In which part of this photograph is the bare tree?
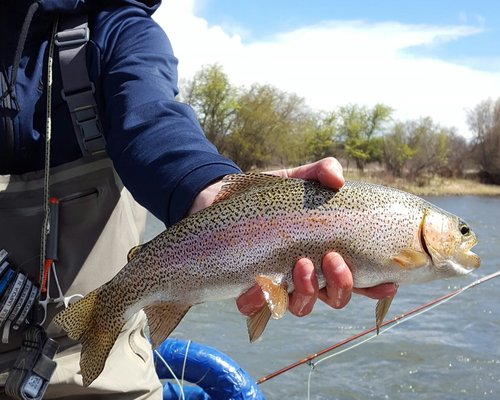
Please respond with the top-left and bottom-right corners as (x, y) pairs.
(467, 98), (500, 184)
(181, 64), (238, 153)
(406, 117), (450, 178)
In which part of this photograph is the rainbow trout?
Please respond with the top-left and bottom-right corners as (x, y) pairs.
(55, 174), (480, 386)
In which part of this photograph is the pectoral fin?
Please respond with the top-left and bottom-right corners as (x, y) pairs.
(255, 275), (288, 319)
(246, 275), (288, 342)
(391, 249), (428, 269)
(375, 295), (395, 334)
(144, 302), (191, 348)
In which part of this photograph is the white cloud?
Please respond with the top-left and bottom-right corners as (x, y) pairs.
(153, 0), (500, 138)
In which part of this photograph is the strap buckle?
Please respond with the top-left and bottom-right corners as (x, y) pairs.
(54, 26), (89, 48)
(61, 85), (106, 154)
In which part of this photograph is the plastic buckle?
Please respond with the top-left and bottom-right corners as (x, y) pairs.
(60, 81), (96, 102)
(78, 117), (106, 153)
(54, 26), (89, 48)
(60, 84), (106, 154)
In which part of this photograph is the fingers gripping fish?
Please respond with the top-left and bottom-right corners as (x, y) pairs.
(54, 174), (480, 386)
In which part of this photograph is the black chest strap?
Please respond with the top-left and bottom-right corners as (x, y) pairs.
(54, 14), (106, 156)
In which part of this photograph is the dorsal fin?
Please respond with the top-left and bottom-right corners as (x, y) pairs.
(127, 245), (143, 262)
(213, 173), (283, 204)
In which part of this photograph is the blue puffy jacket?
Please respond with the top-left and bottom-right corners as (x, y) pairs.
(0, 0), (241, 226)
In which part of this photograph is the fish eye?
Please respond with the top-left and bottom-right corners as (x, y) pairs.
(459, 222), (470, 236)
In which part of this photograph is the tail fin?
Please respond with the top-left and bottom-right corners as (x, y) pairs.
(54, 289), (124, 386)
(54, 290), (98, 342)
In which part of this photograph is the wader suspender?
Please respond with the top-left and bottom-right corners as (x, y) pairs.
(54, 14), (106, 156)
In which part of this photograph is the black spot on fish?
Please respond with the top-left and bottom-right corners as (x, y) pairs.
(302, 182), (337, 210)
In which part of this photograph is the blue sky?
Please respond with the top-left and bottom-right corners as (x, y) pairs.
(155, 1), (500, 138)
(196, 0), (499, 72)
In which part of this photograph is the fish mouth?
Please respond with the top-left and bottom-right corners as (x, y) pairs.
(458, 237), (480, 271)
(461, 251), (480, 271)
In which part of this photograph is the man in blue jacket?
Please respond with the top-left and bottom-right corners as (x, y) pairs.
(0, 0), (395, 398)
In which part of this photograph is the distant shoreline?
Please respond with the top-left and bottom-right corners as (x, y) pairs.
(344, 172), (500, 197)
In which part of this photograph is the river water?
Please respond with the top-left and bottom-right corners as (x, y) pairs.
(145, 196), (500, 399)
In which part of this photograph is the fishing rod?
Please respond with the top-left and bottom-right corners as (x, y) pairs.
(257, 270), (500, 385)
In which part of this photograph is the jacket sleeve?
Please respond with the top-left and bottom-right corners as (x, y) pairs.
(90, 7), (241, 226)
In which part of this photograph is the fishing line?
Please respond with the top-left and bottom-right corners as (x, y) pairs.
(154, 349), (186, 400)
(258, 270), (500, 388)
(180, 339), (191, 390)
(305, 280), (472, 400)
(306, 333), (377, 400)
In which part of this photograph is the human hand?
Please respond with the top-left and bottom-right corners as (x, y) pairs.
(188, 180), (224, 216)
(235, 157), (398, 317)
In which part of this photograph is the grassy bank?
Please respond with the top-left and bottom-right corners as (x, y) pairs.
(344, 170), (500, 196)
